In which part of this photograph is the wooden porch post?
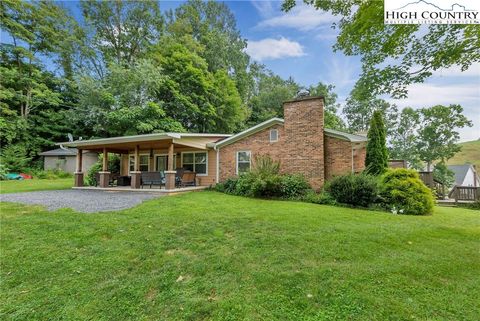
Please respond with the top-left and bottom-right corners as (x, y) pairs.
(135, 145), (140, 171)
(102, 147), (108, 171)
(74, 149), (84, 187)
(168, 143), (174, 171)
(165, 141), (176, 190)
(130, 144), (141, 189)
(99, 147), (110, 188)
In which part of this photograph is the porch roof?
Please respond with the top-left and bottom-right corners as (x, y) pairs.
(58, 132), (231, 151)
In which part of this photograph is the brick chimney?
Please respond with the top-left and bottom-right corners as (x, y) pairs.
(282, 96), (325, 189)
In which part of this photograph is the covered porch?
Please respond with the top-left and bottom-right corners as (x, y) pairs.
(62, 132), (229, 191)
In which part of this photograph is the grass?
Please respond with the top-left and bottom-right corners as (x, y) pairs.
(1, 191), (479, 320)
(0, 178), (72, 194)
(448, 140), (480, 168)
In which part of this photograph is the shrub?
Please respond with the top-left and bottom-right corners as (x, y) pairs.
(215, 156), (311, 199)
(326, 173), (379, 207)
(85, 154), (120, 186)
(280, 174), (312, 199)
(251, 155), (280, 177)
(380, 169), (435, 215)
(302, 191), (336, 205)
(33, 169), (72, 179)
(86, 162), (102, 186)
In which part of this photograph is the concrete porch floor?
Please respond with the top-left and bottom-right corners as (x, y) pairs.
(72, 185), (209, 194)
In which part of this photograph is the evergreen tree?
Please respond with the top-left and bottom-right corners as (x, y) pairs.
(365, 111), (388, 175)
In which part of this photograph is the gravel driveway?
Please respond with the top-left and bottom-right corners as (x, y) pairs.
(0, 190), (162, 213)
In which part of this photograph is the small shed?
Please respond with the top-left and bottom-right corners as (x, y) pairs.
(39, 148), (98, 174)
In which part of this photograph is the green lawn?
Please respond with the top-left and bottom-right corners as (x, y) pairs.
(0, 178), (72, 194)
(1, 192), (479, 320)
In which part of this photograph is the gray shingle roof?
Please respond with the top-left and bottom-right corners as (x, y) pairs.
(324, 128), (368, 142)
(39, 148), (78, 156)
(448, 164), (474, 186)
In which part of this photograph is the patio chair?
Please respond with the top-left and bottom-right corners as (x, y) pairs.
(109, 173), (120, 186)
(141, 172), (165, 189)
(180, 172), (196, 187)
(175, 168), (185, 187)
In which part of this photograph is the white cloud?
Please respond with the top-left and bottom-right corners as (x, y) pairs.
(256, 3), (337, 31)
(250, 0), (275, 18)
(388, 82), (480, 142)
(246, 37), (306, 61)
(390, 83), (479, 108)
(432, 62), (480, 78)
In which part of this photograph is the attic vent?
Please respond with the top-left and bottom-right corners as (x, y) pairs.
(270, 129), (278, 142)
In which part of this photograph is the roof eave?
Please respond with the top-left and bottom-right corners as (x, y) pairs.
(215, 118), (284, 148)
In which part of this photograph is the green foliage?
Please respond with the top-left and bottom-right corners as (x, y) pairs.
(416, 105), (472, 168)
(0, 145), (32, 173)
(85, 154), (120, 186)
(433, 162), (455, 187)
(283, 1), (480, 99)
(86, 162), (102, 186)
(33, 169), (71, 180)
(326, 173), (379, 208)
(216, 156), (311, 200)
(0, 163), (8, 180)
(302, 191), (337, 205)
(389, 107), (422, 169)
(280, 174), (312, 199)
(365, 111), (388, 175)
(251, 155), (280, 177)
(380, 169), (435, 215)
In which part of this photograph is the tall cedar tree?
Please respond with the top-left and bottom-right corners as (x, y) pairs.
(365, 111), (388, 175)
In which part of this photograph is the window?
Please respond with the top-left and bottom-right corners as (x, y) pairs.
(269, 129), (278, 142)
(182, 152), (207, 175)
(129, 154), (150, 172)
(58, 156), (66, 160)
(236, 151), (251, 175)
(155, 155), (177, 172)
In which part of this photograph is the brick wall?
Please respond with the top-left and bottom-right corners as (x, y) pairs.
(324, 135), (353, 180)
(218, 124), (285, 181)
(353, 146), (366, 173)
(282, 97), (325, 189)
(218, 97), (326, 190)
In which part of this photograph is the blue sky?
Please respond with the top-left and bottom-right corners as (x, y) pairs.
(13, 1), (480, 141)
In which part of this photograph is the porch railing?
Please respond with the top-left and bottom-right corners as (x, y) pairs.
(449, 186), (480, 202)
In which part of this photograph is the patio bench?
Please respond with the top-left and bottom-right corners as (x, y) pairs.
(141, 171), (165, 189)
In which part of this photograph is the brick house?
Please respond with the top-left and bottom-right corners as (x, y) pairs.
(215, 96), (367, 189)
(64, 96), (366, 190)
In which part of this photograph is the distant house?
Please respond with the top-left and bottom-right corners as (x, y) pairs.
(39, 148), (98, 174)
(448, 164), (479, 188)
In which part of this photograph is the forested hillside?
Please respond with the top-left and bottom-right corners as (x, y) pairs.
(0, 0), (345, 167)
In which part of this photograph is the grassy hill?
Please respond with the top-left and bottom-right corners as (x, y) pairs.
(448, 140), (480, 168)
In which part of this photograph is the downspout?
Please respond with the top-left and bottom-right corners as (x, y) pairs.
(215, 146), (220, 184)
